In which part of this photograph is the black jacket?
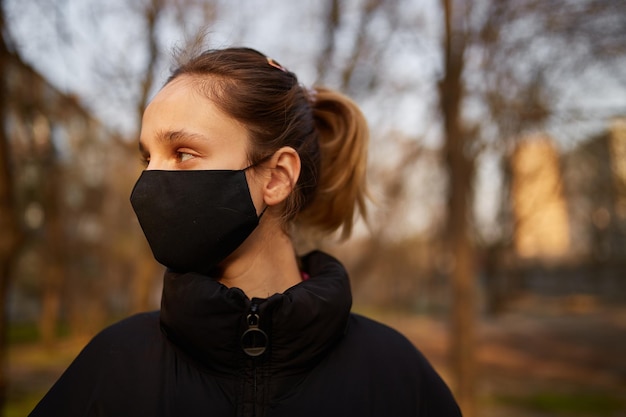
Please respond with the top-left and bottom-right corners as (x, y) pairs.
(30, 251), (461, 417)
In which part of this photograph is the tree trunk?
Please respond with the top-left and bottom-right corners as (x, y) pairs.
(129, 0), (164, 315)
(0, 9), (24, 414)
(39, 160), (66, 348)
(439, 1), (477, 416)
(39, 254), (64, 348)
(316, 0), (340, 83)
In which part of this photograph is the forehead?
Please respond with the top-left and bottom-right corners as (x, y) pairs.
(141, 76), (250, 147)
(146, 76), (211, 118)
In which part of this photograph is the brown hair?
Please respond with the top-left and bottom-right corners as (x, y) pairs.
(168, 47), (368, 239)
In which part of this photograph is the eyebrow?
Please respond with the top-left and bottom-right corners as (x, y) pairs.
(138, 129), (210, 154)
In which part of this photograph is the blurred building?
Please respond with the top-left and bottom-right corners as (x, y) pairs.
(5, 50), (112, 234)
(505, 120), (626, 302)
(509, 120), (626, 264)
(510, 134), (571, 261)
(4, 49), (141, 335)
(562, 118), (626, 262)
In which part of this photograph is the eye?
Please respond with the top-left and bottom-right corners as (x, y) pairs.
(176, 151), (195, 162)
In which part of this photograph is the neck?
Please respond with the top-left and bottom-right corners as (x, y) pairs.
(217, 218), (301, 299)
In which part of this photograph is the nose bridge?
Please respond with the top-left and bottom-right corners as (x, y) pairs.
(146, 158), (158, 171)
(145, 153), (172, 171)
(145, 159), (160, 171)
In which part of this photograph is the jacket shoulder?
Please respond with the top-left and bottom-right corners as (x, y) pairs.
(342, 313), (462, 416)
(90, 311), (161, 349)
(29, 312), (163, 417)
(347, 313), (419, 353)
(345, 313), (433, 371)
(72, 311), (163, 365)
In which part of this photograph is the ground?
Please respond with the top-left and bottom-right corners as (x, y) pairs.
(375, 294), (626, 417)
(7, 294), (626, 417)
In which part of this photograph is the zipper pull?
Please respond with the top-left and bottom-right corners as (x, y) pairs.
(241, 302), (268, 357)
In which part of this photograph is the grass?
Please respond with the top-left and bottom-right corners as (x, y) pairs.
(6, 326), (85, 417)
(7, 321), (71, 345)
(5, 392), (45, 417)
(7, 322), (40, 345)
(497, 392), (625, 416)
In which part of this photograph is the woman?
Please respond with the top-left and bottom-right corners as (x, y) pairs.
(30, 47), (461, 417)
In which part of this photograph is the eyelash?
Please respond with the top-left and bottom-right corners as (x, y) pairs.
(138, 149), (196, 167)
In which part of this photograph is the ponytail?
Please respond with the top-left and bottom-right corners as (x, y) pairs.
(296, 87), (369, 239)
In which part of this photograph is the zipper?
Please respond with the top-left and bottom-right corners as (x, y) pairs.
(252, 364), (258, 417)
(241, 302), (268, 357)
(241, 301), (268, 417)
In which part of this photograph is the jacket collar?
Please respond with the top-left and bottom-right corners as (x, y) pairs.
(159, 251), (352, 375)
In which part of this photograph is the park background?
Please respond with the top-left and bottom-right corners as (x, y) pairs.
(1, 0), (625, 416)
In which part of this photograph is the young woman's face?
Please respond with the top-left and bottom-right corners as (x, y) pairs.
(139, 76), (250, 171)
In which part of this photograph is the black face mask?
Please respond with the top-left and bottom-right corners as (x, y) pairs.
(130, 169), (263, 276)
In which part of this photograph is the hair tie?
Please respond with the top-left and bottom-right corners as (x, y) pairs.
(267, 57), (288, 72)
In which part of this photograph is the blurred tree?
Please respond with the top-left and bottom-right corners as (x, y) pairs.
(38, 118), (65, 349)
(0, 1), (24, 413)
(438, 2), (477, 415)
(5, 57), (113, 342)
(2, 0), (219, 328)
(128, 0), (167, 314)
(435, 1), (626, 415)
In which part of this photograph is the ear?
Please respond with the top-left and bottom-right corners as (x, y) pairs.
(262, 146), (301, 206)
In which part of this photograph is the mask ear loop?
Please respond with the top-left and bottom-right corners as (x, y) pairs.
(244, 153), (274, 220)
(258, 205), (269, 220)
(244, 151), (275, 171)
